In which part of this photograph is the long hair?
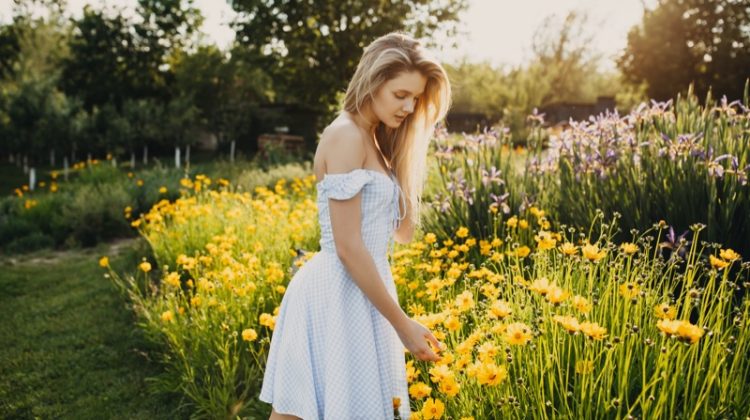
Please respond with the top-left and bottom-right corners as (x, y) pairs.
(343, 32), (451, 228)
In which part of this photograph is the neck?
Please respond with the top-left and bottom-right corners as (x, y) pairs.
(349, 108), (378, 135)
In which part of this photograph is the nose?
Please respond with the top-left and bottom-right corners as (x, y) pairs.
(403, 98), (415, 114)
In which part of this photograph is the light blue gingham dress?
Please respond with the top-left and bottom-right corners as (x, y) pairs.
(259, 168), (411, 420)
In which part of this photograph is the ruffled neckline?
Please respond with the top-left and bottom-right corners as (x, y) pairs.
(315, 168), (393, 186)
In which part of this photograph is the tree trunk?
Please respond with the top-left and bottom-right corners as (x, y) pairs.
(23, 155), (28, 174)
(63, 156), (69, 181)
(185, 144), (191, 168)
(29, 167), (36, 191)
(143, 145), (148, 165)
(50, 149), (55, 167)
(130, 151), (136, 168)
(175, 146), (181, 169)
(230, 140), (236, 163)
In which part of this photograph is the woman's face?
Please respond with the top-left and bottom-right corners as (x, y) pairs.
(371, 70), (427, 129)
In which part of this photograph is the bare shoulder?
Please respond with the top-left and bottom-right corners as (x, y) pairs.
(317, 118), (367, 173)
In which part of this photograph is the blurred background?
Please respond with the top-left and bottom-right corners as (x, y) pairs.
(1, 0), (748, 169)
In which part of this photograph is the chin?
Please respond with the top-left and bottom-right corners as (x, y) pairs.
(388, 118), (406, 128)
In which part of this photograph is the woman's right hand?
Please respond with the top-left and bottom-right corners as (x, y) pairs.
(395, 317), (444, 362)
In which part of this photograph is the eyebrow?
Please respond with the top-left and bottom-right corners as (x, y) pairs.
(395, 89), (424, 96)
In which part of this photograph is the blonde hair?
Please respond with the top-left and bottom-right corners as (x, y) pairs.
(343, 32), (451, 228)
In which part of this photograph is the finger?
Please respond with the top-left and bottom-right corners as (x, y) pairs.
(426, 332), (442, 353)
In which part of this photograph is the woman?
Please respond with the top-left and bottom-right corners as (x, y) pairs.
(259, 31), (452, 420)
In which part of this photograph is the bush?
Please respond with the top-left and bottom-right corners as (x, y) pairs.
(4, 231), (55, 254)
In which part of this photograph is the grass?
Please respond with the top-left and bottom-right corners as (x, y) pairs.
(0, 238), (188, 419)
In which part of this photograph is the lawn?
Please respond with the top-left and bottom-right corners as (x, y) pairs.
(0, 239), (187, 419)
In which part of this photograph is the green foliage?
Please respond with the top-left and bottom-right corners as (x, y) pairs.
(618, 0), (750, 101)
(234, 161), (313, 192)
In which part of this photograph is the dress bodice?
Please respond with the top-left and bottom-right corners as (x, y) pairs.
(315, 168), (406, 258)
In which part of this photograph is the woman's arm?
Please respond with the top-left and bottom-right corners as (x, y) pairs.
(325, 125), (410, 331)
(324, 126), (441, 361)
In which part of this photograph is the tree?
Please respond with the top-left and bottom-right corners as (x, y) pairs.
(228, 0), (467, 114)
(171, 45), (273, 158)
(62, 1), (202, 110)
(61, 6), (149, 110)
(445, 60), (509, 118)
(619, 0), (750, 101)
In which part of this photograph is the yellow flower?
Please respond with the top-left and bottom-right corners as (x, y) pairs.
(534, 230), (557, 251)
(582, 243), (606, 262)
(528, 277), (552, 295)
(505, 216), (518, 228)
(571, 295), (592, 314)
(719, 248), (740, 261)
(406, 361), (420, 383)
(575, 360), (594, 374)
(164, 272), (181, 288)
(620, 242), (638, 254)
(421, 397), (445, 419)
(545, 285), (569, 304)
(408, 382), (432, 399)
(560, 242), (577, 256)
(619, 282), (640, 299)
(160, 310), (174, 322)
(424, 233), (437, 244)
(456, 227), (469, 238)
(488, 300), (512, 319)
(709, 254), (729, 269)
(242, 328), (258, 342)
(455, 290), (475, 312)
(579, 321), (607, 340)
(428, 364), (454, 384)
(136, 179), (144, 187)
(552, 315), (581, 333)
(676, 321), (704, 344)
(514, 246), (531, 258)
(443, 315), (461, 331)
(530, 206), (545, 218)
(99, 256), (109, 268)
(518, 219), (529, 229)
(139, 261), (152, 273)
(476, 362), (507, 386)
(656, 319), (680, 336)
(438, 376), (460, 397)
(259, 313), (276, 330)
(159, 186), (167, 194)
(657, 319), (704, 344)
(504, 322), (533, 345)
(654, 303), (677, 320)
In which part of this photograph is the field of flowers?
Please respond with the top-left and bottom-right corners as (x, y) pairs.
(104, 89), (750, 419)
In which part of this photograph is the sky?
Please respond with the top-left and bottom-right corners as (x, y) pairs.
(0, 0), (655, 71)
